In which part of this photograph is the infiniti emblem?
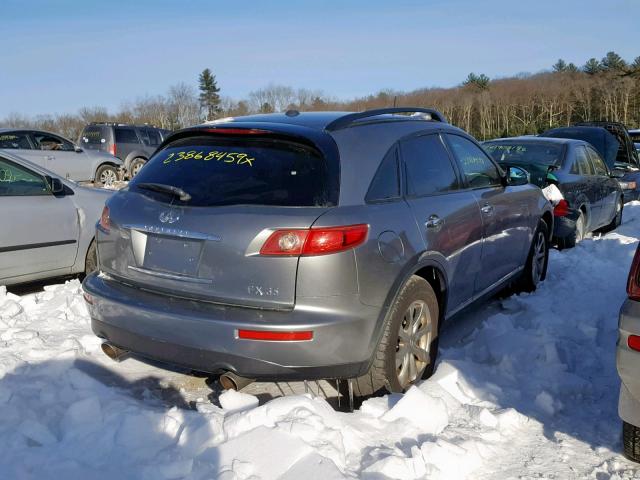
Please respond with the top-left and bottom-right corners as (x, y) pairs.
(159, 210), (180, 224)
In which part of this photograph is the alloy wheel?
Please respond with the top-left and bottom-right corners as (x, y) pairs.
(531, 231), (546, 286)
(100, 169), (117, 186)
(395, 299), (433, 389)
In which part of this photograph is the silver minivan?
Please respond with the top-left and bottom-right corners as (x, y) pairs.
(0, 128), (123, 186)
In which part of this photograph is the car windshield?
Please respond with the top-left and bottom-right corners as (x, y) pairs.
(484, 142), (563, 166)
(129, 135), (332, 207)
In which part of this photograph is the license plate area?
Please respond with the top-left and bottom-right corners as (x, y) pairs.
(143, 234), (203, 276)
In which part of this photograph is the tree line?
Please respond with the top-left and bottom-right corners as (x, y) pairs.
(2, 51), (639, 141)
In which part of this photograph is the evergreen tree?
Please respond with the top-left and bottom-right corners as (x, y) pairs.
(566, 63), (579, 73)
(463, 73), (490, 90)
(552, 59), (567, 72)
(583, 58), (601, 75)
(601, 51), (627, 72)
(198, 68), (221, 120)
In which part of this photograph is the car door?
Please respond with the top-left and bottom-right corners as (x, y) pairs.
(31, 131), (92, 181)
(444, 133), (531, 295)
(573, 145), (602, 228)
(0, 131), (42, 164)
(400, 132), (484, 313)
(0, 156), (79, 281)
(586, 145), (618, 226)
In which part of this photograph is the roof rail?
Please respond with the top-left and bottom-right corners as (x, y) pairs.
(325, 107), (447, 131)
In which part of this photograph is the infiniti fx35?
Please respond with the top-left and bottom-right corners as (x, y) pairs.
(83, 108), (553, 397)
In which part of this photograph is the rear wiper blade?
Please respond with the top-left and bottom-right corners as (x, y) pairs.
(136, 182), (192, 201)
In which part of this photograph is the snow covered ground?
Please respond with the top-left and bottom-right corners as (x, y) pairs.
(2, 205), (640, 479)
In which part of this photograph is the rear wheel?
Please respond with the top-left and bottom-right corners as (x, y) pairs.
(82, 240), (97, 279)
(623, 421), (640, 462)
(601, 199), (623, 233)
(129, 157), (146, 178)
(558, 210), (585, 249)
(95, 164), (119, 187)
(516, 220), (549, 293)
(349, 275), (439, 398)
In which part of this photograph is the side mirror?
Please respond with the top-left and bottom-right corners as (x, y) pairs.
(45, 175), (65, 195)
(74, 146), (83, 153)
(610, 170), (625, 179)
(506, 166), (530, 186)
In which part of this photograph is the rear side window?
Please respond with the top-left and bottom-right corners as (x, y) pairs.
(587, 146), (608, 176)
(115, 128), (140, 144)
(144, 128), (162, 146)
(81, 126), (110, 145)
(131, 135), (332, 207)
(0, 132), (31, 149)
(573, 146), (594, 175)
(402, 134), (459, 196)
(366, 149), (400, 202)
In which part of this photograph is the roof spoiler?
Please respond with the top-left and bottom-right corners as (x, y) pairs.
(325, 108), (447, 131)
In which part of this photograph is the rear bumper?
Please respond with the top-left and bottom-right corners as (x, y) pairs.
(82, 272), (379, 380)
(552, 213), (578, 239)
(617, 299), (640, 426)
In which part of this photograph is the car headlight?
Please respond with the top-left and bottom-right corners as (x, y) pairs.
(619, 181), (637, 190)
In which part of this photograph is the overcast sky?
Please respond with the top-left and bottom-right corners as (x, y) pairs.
(1, 0), (638, 117)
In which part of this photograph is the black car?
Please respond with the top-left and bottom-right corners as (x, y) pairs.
(78, 123), (172, 179)
(542, 124), (640, 201)
(484, 137), (623, 248)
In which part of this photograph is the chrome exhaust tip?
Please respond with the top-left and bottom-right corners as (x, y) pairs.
(219, 371), (255, 391)
(100, 342), (129, 362)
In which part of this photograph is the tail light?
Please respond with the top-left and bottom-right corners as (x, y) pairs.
(627, 245), (640, 301)
(98, 206), (110, 233)
(202, 128), (272, 135)
(628, 335), (640, 352)
(83, 292), (95, 305)
(259, 224), (368, 256)
(109, 144), (117, 157)
(553, 199), (570, 217)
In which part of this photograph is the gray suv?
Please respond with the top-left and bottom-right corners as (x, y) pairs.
(78, 123), (172, 179)
(83, 108), (553, 397)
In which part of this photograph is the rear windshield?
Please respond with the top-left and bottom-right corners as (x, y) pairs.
(484, 142), (563, 166)
(129, 135), (332, 207)
(80, 126), (111, 145)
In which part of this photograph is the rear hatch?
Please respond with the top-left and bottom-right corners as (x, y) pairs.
(98, 131), (337, 310)
(79, 125), (113, 154)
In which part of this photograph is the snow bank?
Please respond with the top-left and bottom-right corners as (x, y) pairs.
(2, 203), (640, 478)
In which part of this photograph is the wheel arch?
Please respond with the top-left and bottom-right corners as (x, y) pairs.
(541, 210), (553, 241)
(363, 254), (450, 375)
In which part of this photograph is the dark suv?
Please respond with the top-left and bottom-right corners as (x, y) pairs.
(78, 123), (172, 179)
(83, 108), (553, 398)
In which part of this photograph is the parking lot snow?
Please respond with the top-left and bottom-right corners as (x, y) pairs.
(2, 204), (640, 479)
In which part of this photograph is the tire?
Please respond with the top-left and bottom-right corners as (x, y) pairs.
(516, 220), (549, 293)
(558, 210), (585, 250)
(350, 275), (440, 398)
(79, 240), (97, 281)
(601, 198), (623, 233)
(129, 157), (146, 178)
(95, 164), (119, 187)
(623, 421), (640, 462)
